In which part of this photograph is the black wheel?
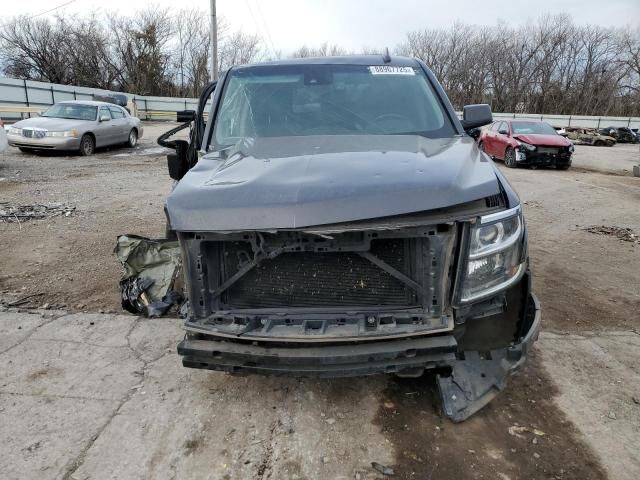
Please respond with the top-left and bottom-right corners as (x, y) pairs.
(18, 147), (33, 153)
(504, 147), (517, 168)
(79, 134), (95, 156)
(594, 140), (605, 147)
(126, 129), (138, 148)
(557, 164), (571, 170)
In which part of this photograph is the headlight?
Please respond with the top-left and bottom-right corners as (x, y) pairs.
(46, 130), (79, 138)
(458, 206), (525, 303)
(517, 142), (536, 152)
(9, 127), (21, 135)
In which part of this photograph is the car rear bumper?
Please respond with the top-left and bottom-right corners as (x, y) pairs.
(8, 134), (81, 150)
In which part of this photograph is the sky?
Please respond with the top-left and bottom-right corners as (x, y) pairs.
(2, 0), (639, 54)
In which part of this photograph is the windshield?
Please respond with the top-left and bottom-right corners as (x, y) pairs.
(511, 121), (557, 135)
(212, 64), (454, 148)
(42, 104), (97, 121)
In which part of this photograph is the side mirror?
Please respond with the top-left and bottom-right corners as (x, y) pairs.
(167, 140), (190, 181)
(461, 104), (492, 130)
(100, 114), (111, 122)
(498, 128), (509, 135)
(177, 110), (196, 123)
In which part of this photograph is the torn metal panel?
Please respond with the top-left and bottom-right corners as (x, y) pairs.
(438, 294), (541, 422)
(114, 235), (183, 316)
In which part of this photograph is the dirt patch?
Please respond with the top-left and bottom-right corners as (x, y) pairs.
(27, 367), (63, 382)
(533, 263), (640, 333)
(183, 435), (205, 455)
(376, 351), (607, 479)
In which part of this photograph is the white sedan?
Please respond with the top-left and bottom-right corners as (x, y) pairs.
(6, 101), (143, 156)
(0, 117), (8, 153)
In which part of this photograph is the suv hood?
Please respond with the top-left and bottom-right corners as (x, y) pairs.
(512, 133), (570, 147)
(167, 135), (501, 231)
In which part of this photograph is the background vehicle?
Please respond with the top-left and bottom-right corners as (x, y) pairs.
(6, 100), (143, 155)
(161, 56), (540, 422)
(599, 126), (638, 143)
(0, 117), (7, 153)
(554, 126), (567, 136)
(565, 127), (616, 146)
(479, 120), (573, 169)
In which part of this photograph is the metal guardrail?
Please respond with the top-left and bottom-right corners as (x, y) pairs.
(2, 76), (639, 128)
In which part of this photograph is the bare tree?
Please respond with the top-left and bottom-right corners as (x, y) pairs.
(398, 15), (639, 116)
(0, 15), (71, 83)
(291, 42), (347, 58)
(1, 10), (638, 114)
(107, 8), (174, 95)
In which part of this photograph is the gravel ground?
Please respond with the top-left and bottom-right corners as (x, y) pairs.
(0, 123), (639, 479)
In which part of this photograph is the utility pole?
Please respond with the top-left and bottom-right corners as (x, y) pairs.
(210, 0), (218, 81)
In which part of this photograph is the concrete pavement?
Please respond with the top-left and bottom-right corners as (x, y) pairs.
(1, 309), (639, 480)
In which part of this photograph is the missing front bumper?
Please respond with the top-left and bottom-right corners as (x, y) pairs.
(177, 293), (540, 421)
(437, 293), (541, 422)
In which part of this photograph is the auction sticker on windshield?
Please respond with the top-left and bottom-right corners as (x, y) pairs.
(368, 66), (415, 75)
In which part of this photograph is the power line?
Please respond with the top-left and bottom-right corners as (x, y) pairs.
(0, 0), (78, 27)
(243, 0), (275, 58)
(253, 0), (277, 57)
(28, 0), (77, 19)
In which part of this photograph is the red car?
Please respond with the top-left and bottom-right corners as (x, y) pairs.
(479, 120), (574, 170)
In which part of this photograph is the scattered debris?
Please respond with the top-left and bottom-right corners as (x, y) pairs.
(371, 462), (395, 476)
(582, 225), (639, 244)
(607, 411), (617, 420)
(4, 292), (44, 307)
(508, 425), (546, 438)
(632, 396), (640, 405)
(0, 202), (76, 223)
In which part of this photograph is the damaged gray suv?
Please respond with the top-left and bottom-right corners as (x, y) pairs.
(161, 56), (541, 422)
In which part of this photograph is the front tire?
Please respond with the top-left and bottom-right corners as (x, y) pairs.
(79, 134), (95, 156)
(557, 164), (571, 170)
(18, 147), (33, 154)
(504, 147), (517, 168)
(127, 129), (138, 148)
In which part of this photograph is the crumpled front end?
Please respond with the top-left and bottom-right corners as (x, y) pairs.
(515, 144), (573, 167)
(175, 196), (539, 421)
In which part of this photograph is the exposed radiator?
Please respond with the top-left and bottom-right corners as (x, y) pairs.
(222, 239), (416, 308)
